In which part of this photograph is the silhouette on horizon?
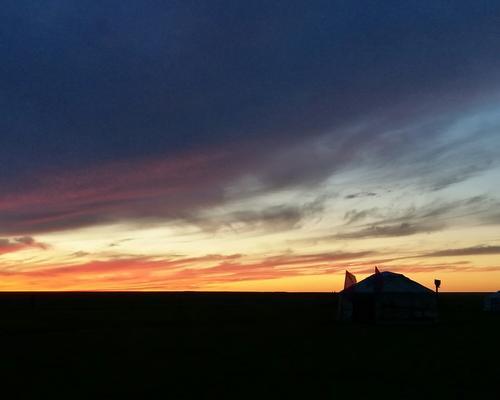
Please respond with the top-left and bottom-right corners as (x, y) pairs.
(338, 268), (439, 324)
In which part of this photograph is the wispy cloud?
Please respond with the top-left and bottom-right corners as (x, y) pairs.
(335, 196), (495, 239)
(1, 2), (500, 291)
(336, 222), (443, 239)
(0, 250), (375, 290)
(345, 192), (377, 200)
(0, 236), (48, 255)
(420, 245), (500, 257)
(343, 208), (380, 225)
(184, 197), (325, 233)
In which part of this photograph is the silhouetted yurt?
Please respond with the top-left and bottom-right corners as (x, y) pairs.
(484, 291), (500, 313)
(338, 270), (438, 324)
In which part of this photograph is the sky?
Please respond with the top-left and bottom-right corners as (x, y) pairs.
(1, 1), (500, 291)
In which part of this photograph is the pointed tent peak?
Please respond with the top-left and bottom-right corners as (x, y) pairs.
(341, 270), (434, 294)
(344, 270), (357, 290)
(375, 266), (381, 274)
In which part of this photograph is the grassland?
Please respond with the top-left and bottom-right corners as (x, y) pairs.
(0, 292), (498, 398)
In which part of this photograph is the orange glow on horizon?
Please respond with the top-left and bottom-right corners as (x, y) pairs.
(0, 253), (498, 292)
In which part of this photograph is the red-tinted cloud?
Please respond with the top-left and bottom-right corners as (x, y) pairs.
(0, 251), (374, 291)
(0, 150), (246, 235)
(0, 236), (48, 255)
(1, 248), (498, 291)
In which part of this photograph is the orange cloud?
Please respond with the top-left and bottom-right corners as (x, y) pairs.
(0, 251), (373, 291)
(1, 249), (498, 292)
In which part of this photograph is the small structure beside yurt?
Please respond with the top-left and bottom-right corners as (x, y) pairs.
(338, 268), (438, 324)
(484, 291), (500, 313)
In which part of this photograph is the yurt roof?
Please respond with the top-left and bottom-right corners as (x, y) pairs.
(342, 271), (434, 294)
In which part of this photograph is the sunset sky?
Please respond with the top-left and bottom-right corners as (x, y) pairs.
(1, 1), (500, 291)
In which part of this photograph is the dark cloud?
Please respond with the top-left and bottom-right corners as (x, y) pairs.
(0, 152), (238, 235)
(0, 2), (499, 235)
(184, 197), (325, 233)
(480, 213), (500, 226)
(71, 251), (90, 257)
(199, 206), (307, 232)
(108, 239), (133, 248)
(13, 236), (48, 249)
(336, 222), (442, 239)
(421, 245), (500, 257)
(0, 236), (48, 255)
(2, 2), (499, 170)
(428, 164), (494, 192)
(350, 261), (500, 275)
(402, 134), (499, 193)
(344, 208), (379, 225)
(345, 192), (377, 200)
(333, 196), (494, 240)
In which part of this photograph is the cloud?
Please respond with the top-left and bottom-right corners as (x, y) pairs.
(0, 236), (48, 255)
(185, 197), (325, 233)
(4, 1), (499, 182)
(345, 192), (377, 200)
(2, 245), (499, 290)
(0, 150), (240, 235)
(335, 222), (442, 239)
(350, 261), (478, 275)
(343, 208), (379, 225)
(0, 2), (499, 240)
(71, 251), (90, 258)
(0, 250), (375, 290)
(335, 196), (495, 240)
(480, 213), (500, 226)
(0, 147), (335, 235)
(2, 110), (497, 239)
(420, 245), (500, 257)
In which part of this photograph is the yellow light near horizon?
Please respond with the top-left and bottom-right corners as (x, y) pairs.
(206, 274), (346, 292)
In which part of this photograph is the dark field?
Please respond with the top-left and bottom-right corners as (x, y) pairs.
(1, 292), (498, 399)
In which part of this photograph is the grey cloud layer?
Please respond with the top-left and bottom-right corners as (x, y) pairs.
(333, 196), (498, 240)
(421, 246), (500, 257)
(0, 2), (499, 235)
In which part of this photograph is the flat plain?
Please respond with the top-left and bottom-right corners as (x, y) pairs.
(0, 292), (498, 398)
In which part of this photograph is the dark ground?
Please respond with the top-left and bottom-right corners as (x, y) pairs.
(0, 292), (498, 399)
